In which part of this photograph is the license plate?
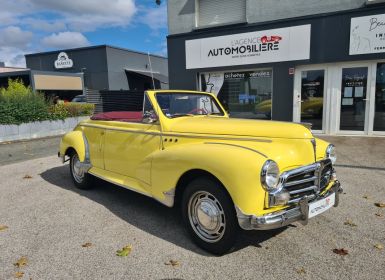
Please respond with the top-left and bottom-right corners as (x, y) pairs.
(308, 193), (335, 218)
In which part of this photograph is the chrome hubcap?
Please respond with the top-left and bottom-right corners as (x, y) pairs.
(71, 154), (84, 183)
(188, 191), (226, 243)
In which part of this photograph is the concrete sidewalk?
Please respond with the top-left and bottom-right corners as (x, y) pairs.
(0, 136), (61, 166)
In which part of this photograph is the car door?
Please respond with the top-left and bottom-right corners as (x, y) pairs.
(103, 95), (161, 185)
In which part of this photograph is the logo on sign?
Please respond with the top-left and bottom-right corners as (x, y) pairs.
(350, 14), (385, 55)
(208, 35), (282, 58)
(54, 52), (73, 69)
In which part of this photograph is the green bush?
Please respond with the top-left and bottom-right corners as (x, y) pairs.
(49, 103), (95, 119)
(0, 79), (94, 125)
(0, 79), (51, 124)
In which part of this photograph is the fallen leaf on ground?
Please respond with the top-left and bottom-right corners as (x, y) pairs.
(374, 244), (383, 250)
(82, 242), (92, 248)
(374, 202), (385, 208)
(333, 248), (348, 256)
(375, 212), (383, 217)
(23, 175), (32, 179)
(14, 272), (24, 278)
(0, 225), (8, 231)
(296, 267), (306, 274)
(165, 260), (180, 267)
(14, 256), (28, 268)
(343, 220), (357, 227)
(116, 245), (132, 257)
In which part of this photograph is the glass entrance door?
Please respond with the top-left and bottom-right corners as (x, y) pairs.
(339, 67), (369, 132)
(374, 63), (385, 132)
(300, 70), (325, 131)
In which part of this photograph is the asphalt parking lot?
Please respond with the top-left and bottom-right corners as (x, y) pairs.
(0, 136), (384, 279)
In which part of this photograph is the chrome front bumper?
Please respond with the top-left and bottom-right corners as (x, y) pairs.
(236, 181), (342, 230)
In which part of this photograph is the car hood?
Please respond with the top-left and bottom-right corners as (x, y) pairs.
(168, 117), (313, 139)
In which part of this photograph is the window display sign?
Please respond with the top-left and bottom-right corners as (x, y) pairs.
(350, 13), (385, 55)
(186, 25), (311, 69)
(201, 69), (273, 120)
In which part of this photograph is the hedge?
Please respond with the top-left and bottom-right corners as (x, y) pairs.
(0, 79), (94, 125)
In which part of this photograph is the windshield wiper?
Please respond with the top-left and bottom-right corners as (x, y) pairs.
(206, 112), (223, 116)
(170, 114), (194, 118)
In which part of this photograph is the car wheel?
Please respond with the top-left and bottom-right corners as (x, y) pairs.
(181, 177), (238, 255)
(69, 151), (93, 189)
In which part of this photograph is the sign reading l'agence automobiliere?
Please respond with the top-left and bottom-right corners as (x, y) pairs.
(185, 25), (311, 69)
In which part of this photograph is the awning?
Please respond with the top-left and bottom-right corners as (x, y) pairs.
(33, 74), (83, 90)
(125, 68), (168, 84)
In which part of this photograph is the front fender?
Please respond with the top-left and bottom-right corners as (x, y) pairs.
(315, 137), (330, 161)
(151, 142), (268, 215)
(59, 130), (88, 162)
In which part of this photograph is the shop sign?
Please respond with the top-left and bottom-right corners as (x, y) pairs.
(185, 25), (311, 69)
(54, 52), (73, 69)
(350, 13), (385, 55)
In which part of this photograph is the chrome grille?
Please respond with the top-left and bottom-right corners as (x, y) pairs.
(280, 159), (333, 204)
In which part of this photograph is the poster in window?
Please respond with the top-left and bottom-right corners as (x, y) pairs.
(355, 87), (364, 98)
(342, 98), (354, 106)
(344, 87), (353, 98)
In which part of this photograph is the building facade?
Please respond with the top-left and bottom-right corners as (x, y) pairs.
(25, 45), (168, 100)
(167, 0), (385, 135)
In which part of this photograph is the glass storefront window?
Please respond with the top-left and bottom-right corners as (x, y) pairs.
(200, 69), (273, 119)
(374, 63), (385, 131)
(300, 70), (325, 130)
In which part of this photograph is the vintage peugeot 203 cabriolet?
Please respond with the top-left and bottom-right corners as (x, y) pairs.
(59, 90), (342, 255)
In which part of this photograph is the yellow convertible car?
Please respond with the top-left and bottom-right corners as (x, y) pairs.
(59, 90), (341, 255)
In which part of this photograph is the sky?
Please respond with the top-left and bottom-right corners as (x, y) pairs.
(0, 0), (168, 67)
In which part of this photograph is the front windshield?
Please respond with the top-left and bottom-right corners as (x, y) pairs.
(156, 93), (225, 118)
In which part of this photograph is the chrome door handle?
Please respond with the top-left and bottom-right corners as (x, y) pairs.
(363, 99), (369, 101)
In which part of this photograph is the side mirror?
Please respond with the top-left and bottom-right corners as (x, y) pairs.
(143, 111), (158, 124)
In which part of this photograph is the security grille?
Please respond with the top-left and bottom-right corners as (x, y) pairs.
(198, 0), (246, 27)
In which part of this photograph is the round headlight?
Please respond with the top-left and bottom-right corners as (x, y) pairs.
(326, 144), (337, 164)
(261, 160), (280, 191)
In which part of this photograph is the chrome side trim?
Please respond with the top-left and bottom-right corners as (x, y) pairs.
(82, 132), (91, 164)
(311, 138), (316, 162)
(79, 123), (272, 143)
(81, 123), (160, 136)
(161, 188), (176, 207)
(79, 132), (92, 173)
(204, 142), (267, 158)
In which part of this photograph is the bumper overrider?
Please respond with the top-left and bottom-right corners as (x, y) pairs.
(236, 180), (342, 230)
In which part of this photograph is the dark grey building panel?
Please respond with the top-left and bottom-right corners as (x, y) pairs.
(167, 5), (385, 123)
(26, 46), (109, 91)
(25, 45), (168, 92)
(105, 46), (168, 91)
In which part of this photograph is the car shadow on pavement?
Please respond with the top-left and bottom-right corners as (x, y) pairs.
(41, 165), (286, 256)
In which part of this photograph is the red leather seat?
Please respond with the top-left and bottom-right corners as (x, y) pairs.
(91, 111), (143, 122)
